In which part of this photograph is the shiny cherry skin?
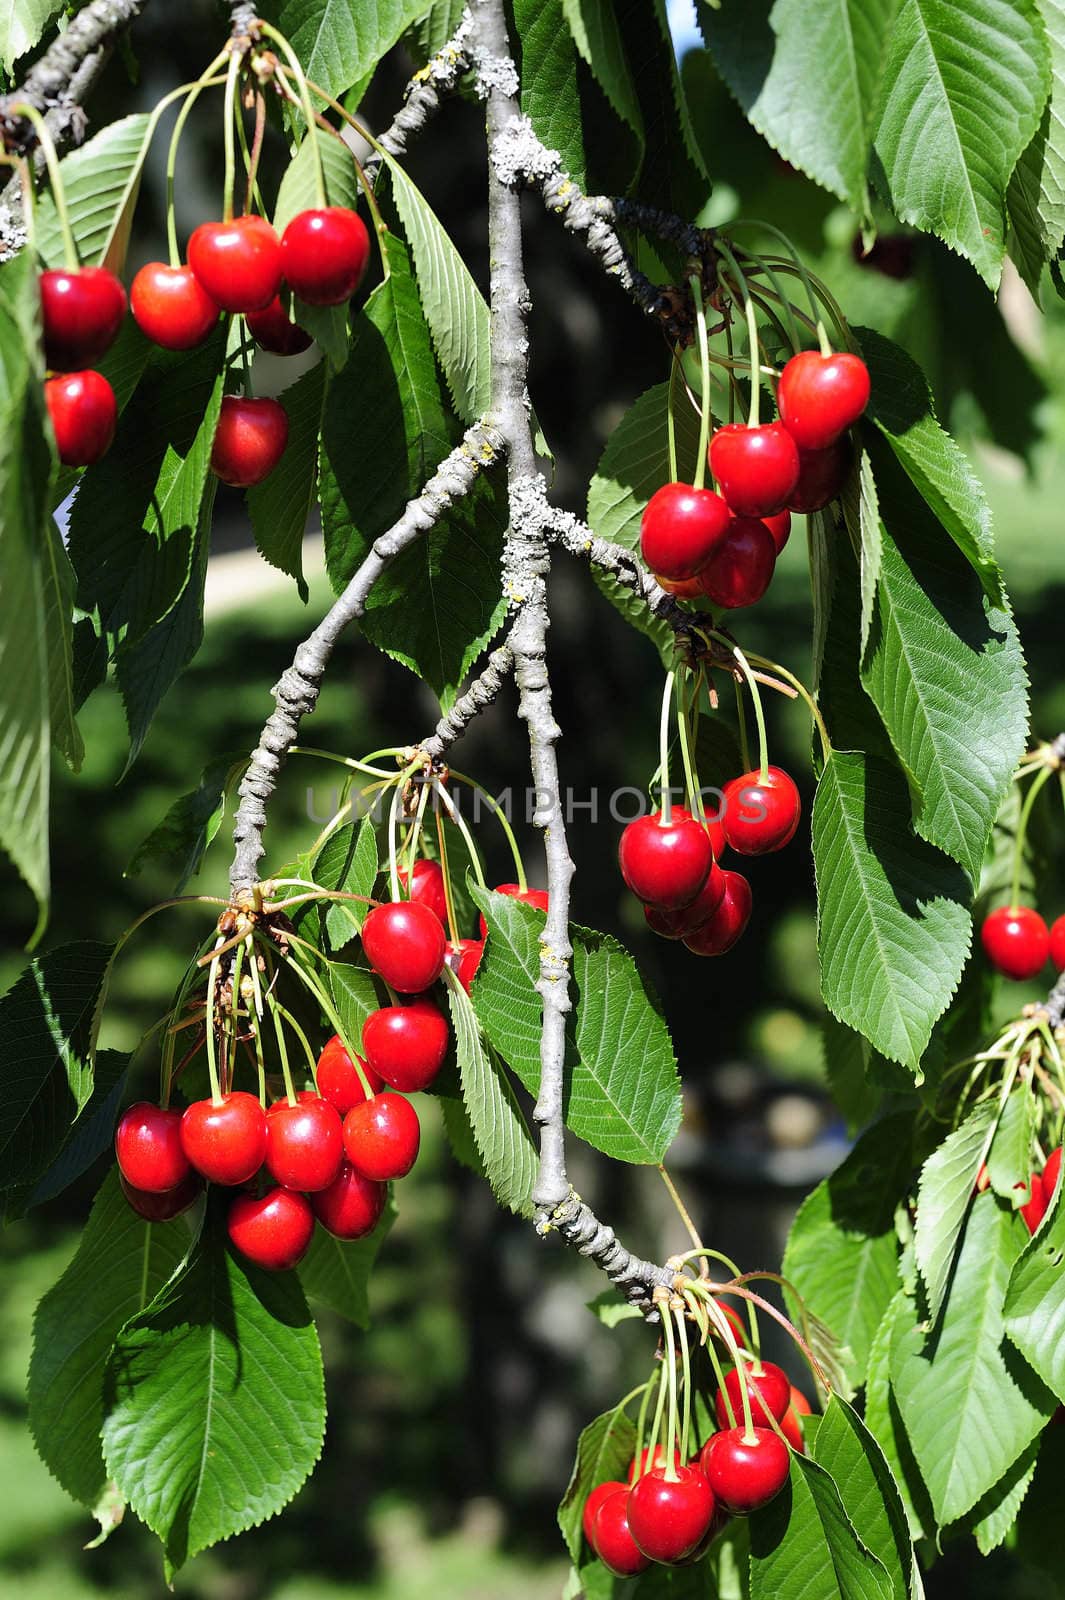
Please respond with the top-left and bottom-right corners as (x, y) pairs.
(715, 1360), (791, 1430)
(342, 1091), (420, 1180)
(115, 1102), (190, 1192)
(708, 421), (800, 517)
(1050, 915), (1065, 972)
(722, 766), (801, 855)
(592, 1487), (651, 1578)
(265, 1094), (343, 1191)
(280, 206), (371, 305)
(644, 858), (726, 938)
(210, 395), (289, 487)
(445, 938), (484, 992)
(362, 900), (447, 993)
(45, 370), (117, 466)
(1018, 1172), (1048, 1234)
(245, 295), (312, 355)
(626, 1465), (716, 1563)
(120, 1170), (202, 1221)
(130, 263), (218, 350)
(227, 1186), (314, 1270)
(762, 508), (791, 553)
(477, 883), (549, 938)
(777, 349), (871, 450)
(780, 1407), (806, 1453)
(701, 1427), (790, 1513)
(619, 808), (713, 910)
(397, 858), (449, 927)
(1044, 1145), (1062, 1200)
(316, 1033), (383, 1115)
(311, 1159), (386, 1239)
(699, 516), (777, 609)
(362, 998), (450, 1091)
(40, 266), (126, 370)
(180, 1091), (267, 1185)
(583, 1480), (627, 1548)
(787, 438), (852, 513)
(639, 482), (731, 580)
(188, 214), (282, 312)
(981, 905), (1050, 980)
(683, 870), (752, 957)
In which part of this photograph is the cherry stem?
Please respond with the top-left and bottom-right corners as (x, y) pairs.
(242, 88), (267, 216)
(674, 678), (703, 831)
(727, 224), (820, 348)
(658, 669), (676, 823)
(745, 650), (832, 763)
(448, 770), (526, 890)
(714, 1274), (832, 1396)
(732, 677), (751, 771)
(272, 936), (378, 1101)
(159, 936), (215, 1107)
(714, 240), (760, 428)
(631, 1374), (656, 1483)
(257, 22), (327, 209)
(752, 257), (851, 351)
(387, 779), (404, 902)
(689, 274), (712, 491)
(646, 1348), (669, 1475)
(11, 102), (78, 270)
(401, 773), (431, 888)
(268, 999), (298, 1105)
(700, 630), (769, 781)
(661, 1297), (681, 1480)
(1011, 764), (1053, 908)
(666, 349), (680, 483)
(203, 935), (226, 1102)
(434, 799), (462, 948)
(674, 1304), (693, 1462)
(289, 70), (394, 246)
(658, 1163), (705, 1270)
(221, 46), (243, 224)
(273, 999), (317, 1081)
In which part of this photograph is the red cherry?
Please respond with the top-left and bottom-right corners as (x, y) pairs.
(777, 349), (871, 450)
(592, 1487), (651, 1578)
(1017, 1172), (1048, 1234)
(698, 516), (777, 609)
(1050, 916), (1065, 972)
(639, 482), (731, 580)
(780, 1407), (805, 1453)
(445, 938), (484, 992)
(311, 1159), (386, 1239)
(280, 206), (371, 305)
(39, 266), (126, 370)
(397, 858), (449, 928)
(700, 1427), (790, 1513)
(721, 766), (801, 855)
(626, 1465), (716, 1563)
(362, 900), (447, 993)
(227, 1186), (314, 1270)
(762, 509), (791, 553)
(583, 1479), (627, 1547)
(619, 809), (713, 909)
(129, 262), (218, 350)
(210, 394), (289, 487)
(786, 438), (852, 513)
(342, 1091), (421, 1180)
(477, 883), (549, 938)
(114, 1102), (190, 1193)
(187, 215), (282, 312)
(708, 421), (800, 516)
(316, 1033), (383, 1115)
(362, 998), (450, 1091)
(245, 295), (312, 355)
(628, 1443), (682, 1481)
(180, 1091), (267, 1185)
(713, 1299), (747, 1344)
(715, 1361), (791, 1430)
(655, 572), (704, 599)
(265, 1094), (343, 1191)
(120, 1170), (202, 1221)
(981, 905), (1050, 980)
(45, 370), (117, 465)
(683, 870), (752, 957)
(1043, 1145), (1062, 1200)
(644, 858), (726, 938)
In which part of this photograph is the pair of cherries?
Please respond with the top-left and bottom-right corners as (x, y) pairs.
(39, 264), (126, 465)
(981, 905), (1065, 981)
(642, 483), (790, 611)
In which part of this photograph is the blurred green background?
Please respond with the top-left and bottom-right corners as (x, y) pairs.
(2, 4), (1064, 1597)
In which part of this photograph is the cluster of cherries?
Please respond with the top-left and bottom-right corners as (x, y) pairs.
(619, 767), (800, 957)
(583, 1354), (809, 1577)
(641, 348), (871, 609)
(981, 904), (1065, 983)
(39, 202), (369, 481)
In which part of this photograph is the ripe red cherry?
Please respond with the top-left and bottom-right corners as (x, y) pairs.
(583, 1479), (627, 1547)
(762, 509), (791, 553)
(700, 1427), (790, 1513)
(120, 1170), (202, 1221)
(280, 206), (371, 305)
(1050, 915), (1065, 972)
(1018, 1172), (1047, 1234)
(787, 438), (852, 513)
(311, 1159), (386, 1239)
(477, 883), (549, 937)
(1044, 1145), (1062, 1200)
(362, 998), (450, 1090)
(640, 482), (731, 580)
(981, 905), (1050, 980)
(397, 858), (449, 927)
(245, 295), (312, 355)
(39, 266), (126, 370)
(130, 262), (218, 350)
(180, 1091), (267, 1185)
(722, 766), (801, 855)
(227, 1186), (314, 1270)
(210, 395), (289, 487)
(780, 1406), (805, 1453)
(715, 1360), (791, 1430)
(683, 870), (752, 956)
(187, 214), (282, 312)
(708, 421), (800, 516)
(777, 349), (871, 450)
(618, 809), (713, 909)
(265, 1094), (343, 1191)
(445, 938), (484, 991)
(699, 516), (777, 609)
(45, 370), (117, 465)
(362, 900), (447, 993)
(342, 1091), (421, 1180)
(592, 1487), (651, 1577)
(644, 858), (726, 938)
(626, 1465), (716, 1563)
(114, 1102), (190, 1193)
(316, 1033), (382, 1115)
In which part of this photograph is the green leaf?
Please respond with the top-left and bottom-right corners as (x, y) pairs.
(328, 960), (380, 1045)
(247, 361), (325, 596)
(987, 1089), (1036, 1200)
(515, 0), (587, 186)
(445, 971), (537, 1217)
(616, 0), (708, 211)
(41, 516), (82, 771)
(812, 751), (971, 1071)
(891, 1194), (1054, 1527)
(406, 0), (466, 60)
(298, 1199), (396, 1326)
(560, 0), (643, 163)
(307, 818), (379, 949)
(871, 0), (1050, 286)
(968, 1438), (1038, 1553)
(822, 1017), (884, 1135)
(749, 1453), (894, 1600)
(0, 0), (60, 72)
(21, 1048), (128, 1211)
(811, 1397), (915, 1600)
(557, 1400), (637, 1562)
(259, 0), (435, 104)
(586, 1290), (642, 1328)
(840, 446), (882, 654)
(28, 1169), (193, 1508)
(1008, 0), (1065, 292)
(864, 1291), (934, 1543)
(1004, 1172), (1065, 1400)
(913, 1100), (995, 1325)
(0, 940), (112, 1191)
(125, 752), (246, 893)
(102, 1217), (326, 1575)
(35, 114), (155, 271)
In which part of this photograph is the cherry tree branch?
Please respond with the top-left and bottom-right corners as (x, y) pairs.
(545, 507), (694, 632)
(365, 9), (473, 182)
(419, 641), (515, 764)
(0, 0), (146, 155)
